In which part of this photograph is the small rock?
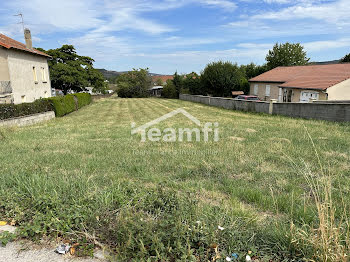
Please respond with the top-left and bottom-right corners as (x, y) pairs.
(0, 225), (16, 234)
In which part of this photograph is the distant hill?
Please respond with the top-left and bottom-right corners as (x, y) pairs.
(97, 69), (124, 79)
(310, 60), (341, 65)
(97, 69), (162, 79)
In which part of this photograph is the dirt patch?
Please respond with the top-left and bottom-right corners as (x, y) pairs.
(198, 189), (230, 207)
(0, 241), (107, 262)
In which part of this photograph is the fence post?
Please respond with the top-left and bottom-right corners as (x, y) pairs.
(269, 99), (277, 114)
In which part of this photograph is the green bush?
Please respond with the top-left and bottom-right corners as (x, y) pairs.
(73, 93), (92, 109)
(47, 95), (76, 117)
(47, 93), (92, 117)
(0, 99), (53, 120)
(162, 80), (178, 98)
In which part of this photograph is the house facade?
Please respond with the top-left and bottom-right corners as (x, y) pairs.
(0, 31), (52, 104)
(249, 64), (350, 102)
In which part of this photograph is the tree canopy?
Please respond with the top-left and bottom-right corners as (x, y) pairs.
(37, 45), (106, 94)
(266, 42), (310, 70)
(201, 61), (247, 97)
(341, 53), (350, 63)
(183, 72), (202, 95)
(116, 68), (152, 98)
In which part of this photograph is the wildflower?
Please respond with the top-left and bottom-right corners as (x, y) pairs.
(218, 226), (224, 231)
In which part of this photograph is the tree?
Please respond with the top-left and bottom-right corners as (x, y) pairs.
(162, 79), (177, 98)
(172, 72), (184, 98)
(37, 45), (106, 94)
(155, 78), (164, 86)
(341, 53), (350, 63)
(183, 72), (202, 95)
(240, 63), (268, 79)
(200, 61), (246, 97)
(266, 43), (310, 70)
(116, 68), (152, 98)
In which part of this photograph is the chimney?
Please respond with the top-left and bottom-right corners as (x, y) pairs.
(24, 28), (32, 49)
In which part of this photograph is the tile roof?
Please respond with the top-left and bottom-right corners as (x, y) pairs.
(152, 75), (173, 83)
(249, 64), (350, 90)
(0, 34), (50, 58)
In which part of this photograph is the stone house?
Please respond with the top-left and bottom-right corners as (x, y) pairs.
(0, 30), (52, 104)
(249, 64), (350, 102)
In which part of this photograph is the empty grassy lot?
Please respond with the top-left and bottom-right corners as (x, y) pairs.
(0, 97), (350, 261)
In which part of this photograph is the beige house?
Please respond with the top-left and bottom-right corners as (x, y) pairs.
(249, 64), (350, 102)
(0, 30), (51, 104)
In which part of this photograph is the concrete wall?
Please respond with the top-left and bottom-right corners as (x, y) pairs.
(327, 78), (350, 100)
(0, 111), (55, 127)
(180, 94), (350, 122)
(7, 49), (51, 104)
(0, 48), (10, 81)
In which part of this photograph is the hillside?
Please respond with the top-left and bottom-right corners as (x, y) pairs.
(98, 68), (162, 79)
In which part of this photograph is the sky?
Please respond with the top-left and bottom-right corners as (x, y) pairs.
(0, 0), (349, 74)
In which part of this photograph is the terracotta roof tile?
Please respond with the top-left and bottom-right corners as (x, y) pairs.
(0, 34), (50, 58)
(249, 64), (350, 90)
(152, 75), (173, 83)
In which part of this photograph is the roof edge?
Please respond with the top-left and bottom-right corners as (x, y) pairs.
(248, 80), (285, 83)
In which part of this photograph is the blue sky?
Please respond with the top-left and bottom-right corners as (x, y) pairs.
(0, 0), (349, 74)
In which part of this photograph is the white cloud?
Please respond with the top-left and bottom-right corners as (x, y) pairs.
(303, 38), (350, 52)
(6, 0), (103, 31)
(254, 0), (350, 26)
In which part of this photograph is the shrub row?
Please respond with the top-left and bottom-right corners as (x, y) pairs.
(47, 93), (92, 117)
(0, 93), (92, 120)
(0, 99), (53, 120)
(73, 93), (92, 109)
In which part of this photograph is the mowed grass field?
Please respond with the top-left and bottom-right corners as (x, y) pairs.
(1, 97), (350, 261)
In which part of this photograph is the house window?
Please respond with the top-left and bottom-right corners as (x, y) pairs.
(21, 95), (26, 103)
(254, 84), (258, 95)
(33, 67), (38, 83)
(265, 85), (271, 96)
(41, 67), (47, 82)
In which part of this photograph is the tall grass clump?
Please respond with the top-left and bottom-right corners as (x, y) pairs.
(290, 129), (350, 261)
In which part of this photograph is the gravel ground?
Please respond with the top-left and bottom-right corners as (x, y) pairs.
(0, 242), (108, 262)
(0, 225), (108, 262)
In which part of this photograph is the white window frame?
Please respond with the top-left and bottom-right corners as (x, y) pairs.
(265, 85), (271, 96)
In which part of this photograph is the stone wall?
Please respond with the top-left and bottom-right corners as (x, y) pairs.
(179, 94), (350, 122)
(0, 111), (55, 127)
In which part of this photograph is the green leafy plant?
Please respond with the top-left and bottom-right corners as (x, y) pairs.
(0, 232), (16, 247)
(47, 95), (76, 117)
(266, 42), (310, 70)
(73, 93), (92, 109)
(0, 99), (53, 120)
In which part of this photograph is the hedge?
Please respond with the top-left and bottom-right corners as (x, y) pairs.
(47, 95), (76, 117)
(73, 93), (92, 109)
(47, 93), (92, 117)
(0, 93), (92, 120)
(0, 99), (53, 120)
